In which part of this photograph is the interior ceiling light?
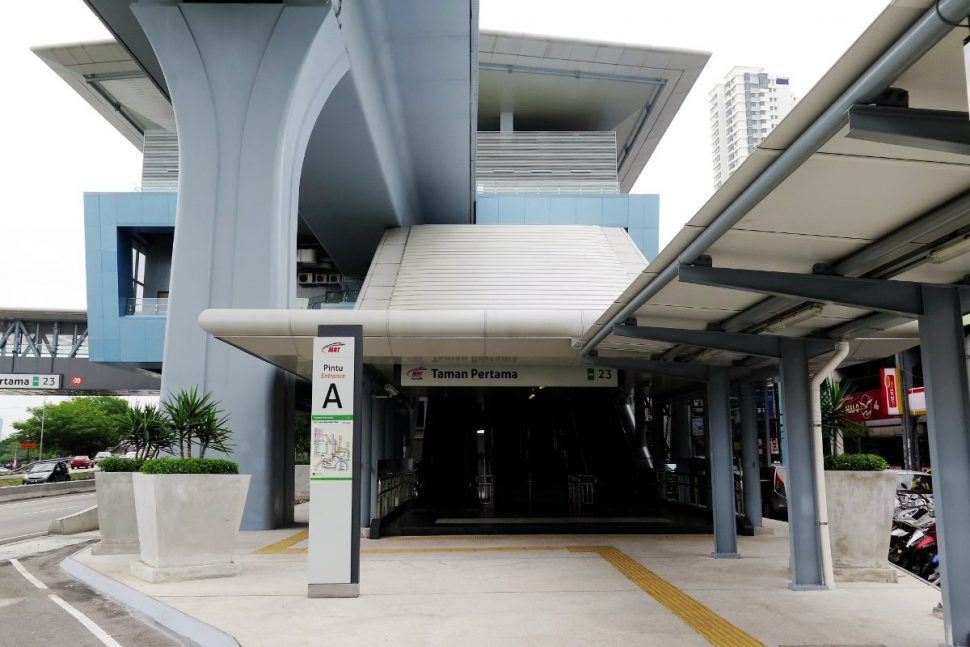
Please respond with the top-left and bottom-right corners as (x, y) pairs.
(927, 234), (970, 264)
(763, 303), (825, 333)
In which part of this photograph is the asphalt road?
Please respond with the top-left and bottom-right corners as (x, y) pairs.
(0, 543), (178, 646)
(0, 492), (97, 544)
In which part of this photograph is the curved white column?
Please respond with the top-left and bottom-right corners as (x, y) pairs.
(133, 2), (350, 529)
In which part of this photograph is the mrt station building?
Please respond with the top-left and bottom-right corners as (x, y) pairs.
(34, 1), (970, 643)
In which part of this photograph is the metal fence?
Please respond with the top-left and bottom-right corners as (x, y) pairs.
(375, 471), (417, 520)
(568, 474), (597, 512)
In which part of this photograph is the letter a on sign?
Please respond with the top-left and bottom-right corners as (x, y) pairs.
(323, 383), (343, 408)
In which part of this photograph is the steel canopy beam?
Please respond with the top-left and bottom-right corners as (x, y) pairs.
(614, 324), (834, 358)
(679, 265), (939, 316)
(847, 105), (970, 156)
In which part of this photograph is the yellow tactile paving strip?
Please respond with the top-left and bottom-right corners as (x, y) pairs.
(582, 546), (765, 647)
(252, 529), (308, 555)
(253, 532), (766, 647)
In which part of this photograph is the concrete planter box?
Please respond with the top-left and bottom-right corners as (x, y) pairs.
(131, 473), (250, 583)
(92, 472), (139, 555)
(825, 470), (898, 582)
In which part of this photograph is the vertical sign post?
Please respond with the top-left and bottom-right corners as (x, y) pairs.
(308, 325), (362, 598)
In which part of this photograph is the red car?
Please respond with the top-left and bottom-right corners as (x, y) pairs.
(70, 456), (94, 469)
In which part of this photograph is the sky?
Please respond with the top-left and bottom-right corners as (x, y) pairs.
(0, 0), (891, 433)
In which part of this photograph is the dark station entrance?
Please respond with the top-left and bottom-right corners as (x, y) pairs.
(379, 387), (713, 535)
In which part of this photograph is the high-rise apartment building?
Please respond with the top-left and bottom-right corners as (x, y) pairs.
(710, 66), (795, 188)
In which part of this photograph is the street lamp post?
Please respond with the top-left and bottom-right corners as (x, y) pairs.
(38, 397), (46, 461)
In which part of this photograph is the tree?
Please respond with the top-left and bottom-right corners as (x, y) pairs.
(820, 378), (868, 454)
(161, 388), (233, 458)
(11, 397), (130, 458)
(116, 403), (174, 459)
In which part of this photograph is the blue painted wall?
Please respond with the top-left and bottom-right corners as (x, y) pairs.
(84, 192), (176, 366)
(475, 194), (660, 261)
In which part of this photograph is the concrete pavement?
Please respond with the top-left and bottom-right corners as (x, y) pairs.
(69, 508), (945, 647)
(0, 491), (97, 544)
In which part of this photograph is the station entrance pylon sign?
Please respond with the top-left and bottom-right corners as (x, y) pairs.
(308, 325), (363, 597)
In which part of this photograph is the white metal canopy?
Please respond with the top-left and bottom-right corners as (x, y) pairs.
(580, 1), (970, 367)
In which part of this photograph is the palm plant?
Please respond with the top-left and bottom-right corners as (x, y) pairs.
(117, 403), (174, 459)
(820, 378), (868, 453)
(161, 388), (233, 459)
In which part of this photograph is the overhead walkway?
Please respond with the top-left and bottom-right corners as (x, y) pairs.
(0, 309), (160, 395)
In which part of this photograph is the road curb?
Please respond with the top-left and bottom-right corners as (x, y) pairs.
(0, 480), (96, 503)
(60, 551), (240, 647)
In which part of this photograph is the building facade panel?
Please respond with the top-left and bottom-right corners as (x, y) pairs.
(83, 191), (175, 366)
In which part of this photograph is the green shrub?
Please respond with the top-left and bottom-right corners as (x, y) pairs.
(139, 457), (239, 475)
(824, 453), (889, 471)
(98, 457), (145, 473)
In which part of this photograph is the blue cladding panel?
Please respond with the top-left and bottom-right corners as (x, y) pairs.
(476, 196), (499, 223)
(476, 193), (660, 261)
(522, 195), (551, 224)
(496, 195), (525, 223)
(84, 192), (176, 365)
(549, 198), (576, 224)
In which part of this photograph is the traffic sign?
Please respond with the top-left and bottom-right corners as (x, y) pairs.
(19, 442), (37, 449)
(70, 375), (84, 387)
(0, 374), (61, 390)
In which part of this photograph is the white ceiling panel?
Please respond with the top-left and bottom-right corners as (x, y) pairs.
(707, 229), (870, 273)
(740, 154), (970, 241)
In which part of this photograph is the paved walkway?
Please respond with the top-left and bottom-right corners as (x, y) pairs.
(72, 513), (943, 647)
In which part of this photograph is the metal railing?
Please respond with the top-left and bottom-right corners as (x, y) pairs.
(375, 471), (416, 519)
(568, 474), (596, 511)
(126, 298), (168, 315)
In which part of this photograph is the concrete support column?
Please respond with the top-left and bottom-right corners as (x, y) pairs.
(500, 111), (514, 132)
(671, 399), (691, 459)
(779, 338), (824, 589)
(133, 3), (349, 529)
(919, 285), (970, 646)
(739, 380), (763, 527)
(707, 367), (739, 558)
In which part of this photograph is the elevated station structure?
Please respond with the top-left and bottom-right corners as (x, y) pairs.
(35, 0), (970, 644)
(36, 0), (703, 534)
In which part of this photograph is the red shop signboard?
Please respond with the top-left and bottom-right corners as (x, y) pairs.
(844, 389), (891, 422)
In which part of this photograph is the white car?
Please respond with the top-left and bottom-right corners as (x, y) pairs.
(124, 451), (137, 459)
(94, 451), (113, 463)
